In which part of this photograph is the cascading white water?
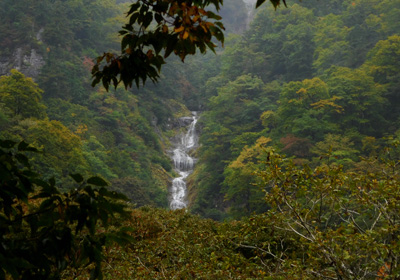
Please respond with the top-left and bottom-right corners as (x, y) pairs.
(169, 112), (199, 210)
(243, 0), (256, 29)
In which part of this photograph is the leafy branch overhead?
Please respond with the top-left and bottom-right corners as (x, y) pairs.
(91, 0), (287, 90)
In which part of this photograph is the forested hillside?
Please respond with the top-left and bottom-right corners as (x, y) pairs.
(1, 0), (400, 278)
(188, 0), (400, 220)
(0, 0), (198, 208)
(0, 0), (250, 209)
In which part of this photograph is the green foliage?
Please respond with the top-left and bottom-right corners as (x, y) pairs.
(366, 35), (400, 84)
(39, 55), (89, 103)
(2, 119), (89, 187)
(109, 177), (155, 207)
(0, 0), (124, 102)
(313, 14), (350, 72)
(253, 145), (400, 278)
(0, 140), (131, 279)
(0, 1), (43, 56)
(246, 3), (317, 82)
(365, 35), (400, 123)
(15, 142), (398, 279)
(0, 68), (172, 207)
(223, 137), (271, 218)
(325, 66), (387, 136)
(82, 136), (118, 180)
(277, 77), (340, 141)
(192, 0), (400, 218)
(0, 70), (47, 119)
(311, 134), (359, 168)
(80, 207), (266, 279)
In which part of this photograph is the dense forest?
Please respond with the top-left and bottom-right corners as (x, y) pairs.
(190, 0), (400, 220)
(1, 0), (400, 278)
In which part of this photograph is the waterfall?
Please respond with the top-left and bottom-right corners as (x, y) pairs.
(243, 0), (256, 29)
(169, 112), (199, 210)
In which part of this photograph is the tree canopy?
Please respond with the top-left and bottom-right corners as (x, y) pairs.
(0, 70), (46, 119)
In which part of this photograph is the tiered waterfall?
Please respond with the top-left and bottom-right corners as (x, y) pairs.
(169, 112), (199, 210)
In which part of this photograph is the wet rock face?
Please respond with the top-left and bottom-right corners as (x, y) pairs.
(167, 116), (195, 130)
(0, 48), (45, 78)
(178, 117), (195, 127)
(0, 28), (45, 78)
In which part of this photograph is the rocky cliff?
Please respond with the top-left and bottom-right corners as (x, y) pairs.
(0, 29), (45, 78)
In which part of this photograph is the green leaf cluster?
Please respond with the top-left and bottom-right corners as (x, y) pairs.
(0, 140), (132, 279)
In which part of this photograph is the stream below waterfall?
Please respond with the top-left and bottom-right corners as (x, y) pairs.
(169, 112), (199, 210)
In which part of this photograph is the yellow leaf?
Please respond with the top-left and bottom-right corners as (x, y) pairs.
(182, 31), (189, 40)
(201, 24), (208, 33)
(205, 22), (214, 28)
(174, 26), (184, 33)
(296, 88), (307, 95)
(198, 8), (207, 15)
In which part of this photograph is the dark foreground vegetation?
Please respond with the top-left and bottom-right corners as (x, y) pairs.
(2, 139), (400, 279)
